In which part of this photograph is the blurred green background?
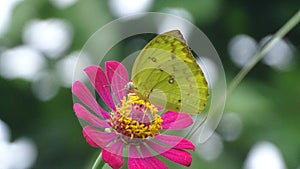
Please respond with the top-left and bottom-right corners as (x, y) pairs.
(0, 0), (299, 169)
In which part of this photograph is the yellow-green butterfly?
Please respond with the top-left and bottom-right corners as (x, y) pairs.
(129, 30), (209, 114)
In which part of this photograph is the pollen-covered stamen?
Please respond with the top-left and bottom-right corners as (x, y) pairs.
(110, 93), (162, 140)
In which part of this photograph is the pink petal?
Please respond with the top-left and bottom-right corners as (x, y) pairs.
(128, 146), (147, 169)
(141, 155), (168, 169)
(129, 145), (141, 158)
(102, 140), (124, 169)
(72, 81), (110, 119)
(82, 128), (98, 147)
(84, 65), (116, 111)
(146, 141), (192, 167)
(128, 145), (167, 169)
(82, 126), (117, 148)
(140, 144), (168, 169)
(105, 61), (128, 105)
(73, 103), (110, 128)
(154, 134), (195, 150)
(139, 144), (153, 158)
(102, 150), (123, 169)
(161, 111), (193, 130)
(104, 140), (124, 156)
(128, 157), (149, 169)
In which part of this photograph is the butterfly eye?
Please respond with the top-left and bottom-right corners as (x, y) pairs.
(126, 82), (135, 91)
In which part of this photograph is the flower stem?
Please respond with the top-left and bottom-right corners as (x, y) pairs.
(92, 152), (105, 169)
(227, 9), (300, 95)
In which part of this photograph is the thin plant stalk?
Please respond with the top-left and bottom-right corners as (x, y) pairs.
(189, 9), (300, 140)
(227, 9), (300, 95)
(92, 152), (105, 169)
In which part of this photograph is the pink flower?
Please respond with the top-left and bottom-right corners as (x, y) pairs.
(72, 61), (195, 169)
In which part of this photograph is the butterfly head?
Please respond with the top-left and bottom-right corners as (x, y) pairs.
(126, 82), (135, 92)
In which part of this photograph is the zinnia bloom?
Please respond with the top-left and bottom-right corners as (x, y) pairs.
(72, 61), (195, 169)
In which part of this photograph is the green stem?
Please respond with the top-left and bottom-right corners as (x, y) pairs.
(92, 152), (105, 169)
(189, 9), (300, 142)
(227, 9), (300, 94)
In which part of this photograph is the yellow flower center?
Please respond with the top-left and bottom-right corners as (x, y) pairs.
(110, 93), (163, 141)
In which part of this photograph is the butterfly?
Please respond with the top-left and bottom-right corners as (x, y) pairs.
(128, 30), (209, 114)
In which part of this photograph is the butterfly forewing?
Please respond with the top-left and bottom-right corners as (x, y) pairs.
(131, 30), (208, 114)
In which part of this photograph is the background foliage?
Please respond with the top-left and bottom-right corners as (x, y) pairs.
(0, 0), (299, 168)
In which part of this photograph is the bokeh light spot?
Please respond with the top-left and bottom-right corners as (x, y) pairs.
(157, 8), (194, 39)
(218, 112), (243, 141)
(260, 36), (295, 71)
(0, 120), (37, 169)
(0, 120), (10, 143)
(23, 18), (73, 59)
(244, 141), (287, 169)
(0, 0), (22, 37)
(228, 34), (257, 67)
(109, 0), (153, 17)
(195, 133), (223, 161)
(0, 45), (46, 81)
(55, 51), (91, 87)
(49, 0), (78, 9)
(31, 71), (60, 101)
